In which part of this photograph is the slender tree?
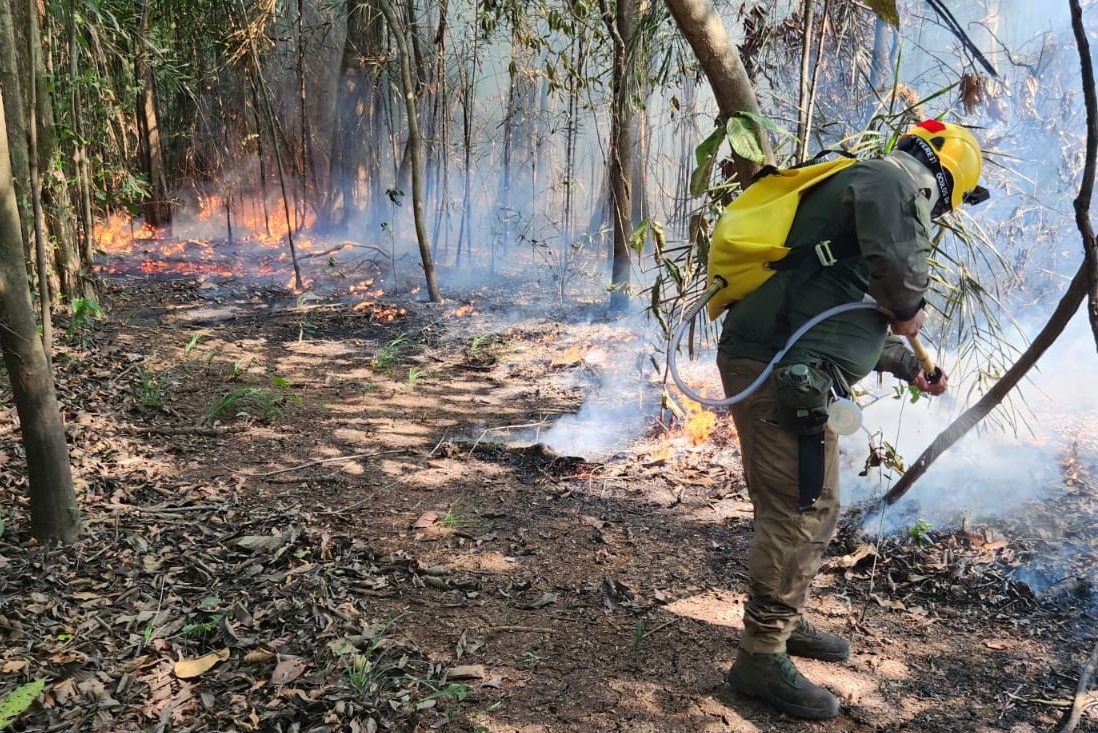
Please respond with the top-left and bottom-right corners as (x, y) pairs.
(377, 0), (441, 302)
(0, 85), (80, 545)
(663, 0), (775, 184)
(603, 0), (638, 312)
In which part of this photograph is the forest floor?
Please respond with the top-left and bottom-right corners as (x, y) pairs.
(2, 245), (1098, 733)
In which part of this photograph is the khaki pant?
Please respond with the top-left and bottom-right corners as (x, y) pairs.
(717, 354), (840, 654)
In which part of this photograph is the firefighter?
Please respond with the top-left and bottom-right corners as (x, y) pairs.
(716, 120), (985, 719)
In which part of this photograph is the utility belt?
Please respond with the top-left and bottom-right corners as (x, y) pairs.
(771, 361), (853, 512)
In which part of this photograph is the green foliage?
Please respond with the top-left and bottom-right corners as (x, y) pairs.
(204, 376), (300, 424)
(0, 678), (46, 730)
(406, 366), (427, 386)
(139, 367), (166, 407)
(67, 297), (102, 343)
(371, 335), (414, 373)
(183, 333), (205, 356)
(341, 614), (407, 696)
(893, 382), (926, 404)
(182, 596), (224, 639)
(908, 518), (933, 546)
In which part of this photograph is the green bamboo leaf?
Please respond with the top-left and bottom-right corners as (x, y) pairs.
(629, 219), (650, 258)
(724, 114), (767, 165)
(690, 126), (727, 198)
(0, 678), (46, 730)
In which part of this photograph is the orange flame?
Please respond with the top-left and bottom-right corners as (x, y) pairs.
(682, 401), (717, 446)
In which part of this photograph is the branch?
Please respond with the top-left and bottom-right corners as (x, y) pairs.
(1072, 0), (1098, 351)
(1055, 634), (1098, 733)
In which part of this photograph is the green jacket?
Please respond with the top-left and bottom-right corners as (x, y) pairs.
(718, 153), (930, 383)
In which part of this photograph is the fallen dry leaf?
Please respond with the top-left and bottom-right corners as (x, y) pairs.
(446, 664), (486, 680)
(413, 510), (443, 529)
(173, 648), (231, 679)
(244, 648), (278, 664)
(269, 657), (309, 686)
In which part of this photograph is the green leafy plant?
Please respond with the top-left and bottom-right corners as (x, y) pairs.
(406, 366), (427, 386)
(139, 367), (166, 407)
(0, 678), (46, 730)
(372, 335), (413, 373)
(893, 383), (926, 404)
(439, 506), (482, 530)
(183, 333), (204, 356)
(522, 650), (541, 670)
(225, 358), (251, 382)
(204, 376), (300, 424)
(182, 595), (224, 638)
(342, 614), (407, 696)
(67, 297), (102, 344)
(908, 518), (934, 546)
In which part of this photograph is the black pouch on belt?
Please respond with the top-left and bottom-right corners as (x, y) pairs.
(773, 364), (833, 512)
(798, 429), (826, 510)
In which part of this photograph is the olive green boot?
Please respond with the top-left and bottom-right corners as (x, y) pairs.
(725, 648), (840, 720)
(786, 617), (850, 662)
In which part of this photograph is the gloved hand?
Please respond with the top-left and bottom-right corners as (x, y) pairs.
(912, 367), (948, 396)
(890, 309), (925, 337)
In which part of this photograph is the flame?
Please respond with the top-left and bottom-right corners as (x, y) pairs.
(454, 302), (476, 317)
(682, 401), (717, 446)
(550, 345), (586, 368)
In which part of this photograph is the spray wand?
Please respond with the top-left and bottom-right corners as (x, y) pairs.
(905, 334), (943, 384)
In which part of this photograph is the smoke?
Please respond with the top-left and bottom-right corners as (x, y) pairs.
(849, 308), (1097, 535)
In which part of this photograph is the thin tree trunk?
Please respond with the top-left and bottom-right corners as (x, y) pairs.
(0, 84), (79, 545)
(135, 1), (171, 229)
(456, 22), (476, 267)
(663, 0), (775, 185)
(604, 0), (635, 313)
(0, 0), (32, 261)
(377, 0), (441, 302)
(26, 0), (51, 356)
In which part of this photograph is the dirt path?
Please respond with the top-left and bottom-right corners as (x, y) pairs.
(1, 274), (1095, 732)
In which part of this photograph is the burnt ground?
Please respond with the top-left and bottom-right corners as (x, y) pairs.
(2, 251), (1098, 733)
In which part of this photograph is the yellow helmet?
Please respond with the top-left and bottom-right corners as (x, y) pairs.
(899, 119), (984, 212)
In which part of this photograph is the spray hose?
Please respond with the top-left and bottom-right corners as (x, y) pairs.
(668, 276), (884, 409)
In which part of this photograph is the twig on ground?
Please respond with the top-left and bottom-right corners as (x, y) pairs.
(234, 449), (408, 477)
(1056, 634), (1098, 733)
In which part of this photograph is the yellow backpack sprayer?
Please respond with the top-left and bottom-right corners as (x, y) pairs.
(667, 155), (945, 435)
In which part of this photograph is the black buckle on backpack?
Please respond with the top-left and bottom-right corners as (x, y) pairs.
(814, 240), (838, 267)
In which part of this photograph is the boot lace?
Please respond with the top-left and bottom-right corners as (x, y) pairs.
(794, 617), (821, 640)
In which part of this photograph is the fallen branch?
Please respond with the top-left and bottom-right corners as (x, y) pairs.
(1056, 634), (1098, 733)
(234, 449), (408, 477)
(127, 426), (247, 437)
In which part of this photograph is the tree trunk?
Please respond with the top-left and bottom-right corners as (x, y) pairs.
(377, 0), (441, 302)
(0, 0), (32, 261)
(320, 0), (386, 233)
(663, 0), (775, 185)
(605, 0), (636, 313)
(0, 84), (79, 545)
(135, 1), (172, 229)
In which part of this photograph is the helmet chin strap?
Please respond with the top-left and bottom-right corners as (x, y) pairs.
(890, 148), (944, 216)
(896, 136), (953, 215)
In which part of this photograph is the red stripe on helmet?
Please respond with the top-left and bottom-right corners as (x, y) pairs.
(918, 119), (947, 133)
